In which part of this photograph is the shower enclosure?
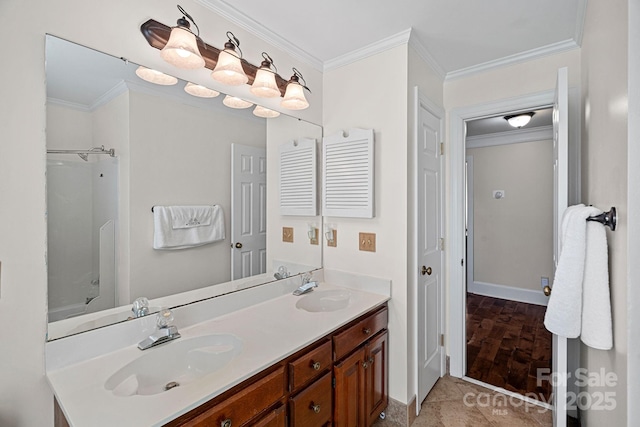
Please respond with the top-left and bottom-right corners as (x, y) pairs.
(47, 147), (118, 322)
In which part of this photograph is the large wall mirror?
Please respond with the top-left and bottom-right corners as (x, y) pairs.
(46, 35), (322, 340)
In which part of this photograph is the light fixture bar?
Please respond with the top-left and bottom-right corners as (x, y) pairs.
(140, 19), (288, 96)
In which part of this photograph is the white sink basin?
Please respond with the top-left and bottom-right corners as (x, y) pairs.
(104, 334), (243, 396)
(296, 289), (351, 312)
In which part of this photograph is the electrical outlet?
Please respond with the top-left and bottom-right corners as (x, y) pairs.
(359, 232), (376, 252)
(282, 227), (294, 243)
(541, 277), (549, 289)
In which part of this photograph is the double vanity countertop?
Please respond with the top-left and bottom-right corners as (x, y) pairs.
(46, 271), (390, 426)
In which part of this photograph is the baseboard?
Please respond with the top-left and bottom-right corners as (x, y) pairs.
(376, 397), (416, 427)
(468, 281), (548, 306)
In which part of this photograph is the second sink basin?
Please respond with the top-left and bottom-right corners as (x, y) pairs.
(296, 289), (351, 312)
(104, 334), (243, 397)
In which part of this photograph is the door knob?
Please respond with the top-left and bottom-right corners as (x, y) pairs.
(234, 242), (243, 249)
(543, 285), (552, 296)
(421, 266), (432, 276)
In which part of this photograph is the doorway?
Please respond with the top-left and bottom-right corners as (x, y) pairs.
(464, 108), (554, 402)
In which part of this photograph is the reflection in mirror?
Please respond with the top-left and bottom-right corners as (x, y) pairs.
(45, 35), (322, 340)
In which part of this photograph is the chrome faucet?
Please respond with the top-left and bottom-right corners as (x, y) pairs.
(293, 273), (318, 296)
(137, 308), (181, 350)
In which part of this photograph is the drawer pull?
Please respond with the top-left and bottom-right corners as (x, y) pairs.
(310, 402), (321, 413)
(363, 327), (371, 335)
(221, 419), (232, 427)
(311, 361), (321, 370)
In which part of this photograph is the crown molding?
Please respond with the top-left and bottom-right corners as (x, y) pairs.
(47, 97), (91, 112)
(89, 81), (129, 111)
(445, 39), (579, 81)
(324, 28), (412, 72)
(466, 125), (553, 149)
(195, 0), (324, 72)
(574, 0), (588, 47)
(408, 34), (446, 81)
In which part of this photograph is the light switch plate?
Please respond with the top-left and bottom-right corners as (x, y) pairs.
(359, 232), (376, 252)
(282, 227), (294, 243)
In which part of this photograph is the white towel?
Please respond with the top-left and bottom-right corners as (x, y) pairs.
(153, 205), (225, 250)
(580, 220), (613, 349)
(544, 204), (613, 350)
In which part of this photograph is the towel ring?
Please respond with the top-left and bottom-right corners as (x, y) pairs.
(586, 207), (617, 231)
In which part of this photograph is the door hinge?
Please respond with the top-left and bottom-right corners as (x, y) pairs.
(439, 238), (444, 251)
(461, 259), (464, 266)
(332, 376), (336, 388)
(440, 334), (445, 346)
(440, 142), (445, 156)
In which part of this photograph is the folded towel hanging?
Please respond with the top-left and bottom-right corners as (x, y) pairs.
(153, 205), (225, 250)
(544, 204), (613, 350)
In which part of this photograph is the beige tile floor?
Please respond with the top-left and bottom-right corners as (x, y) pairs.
(410, 375), (552, 427)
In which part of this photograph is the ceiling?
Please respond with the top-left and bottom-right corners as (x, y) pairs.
(197, 0), (586, 76)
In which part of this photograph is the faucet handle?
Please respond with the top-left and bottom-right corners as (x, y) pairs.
(156, 308), (174, 328)
(132, 297), (150, 317)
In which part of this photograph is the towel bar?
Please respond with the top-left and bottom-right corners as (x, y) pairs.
(586, 207), (617, 231)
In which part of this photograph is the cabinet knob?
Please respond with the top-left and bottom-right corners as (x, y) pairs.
(310, 403), (321, 413)
(368, 356), (374, 365)
(311, 361), (321, 370)
(363, 327), (371, 335)
(221, 419), (232, 427)
(363, 361), (369, 369)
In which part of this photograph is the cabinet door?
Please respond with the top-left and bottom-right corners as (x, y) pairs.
(333, 347), (366, 427)
(365, 331), (388, 426)
(289, 372), (332, 427)
(252, 405), (286, 427)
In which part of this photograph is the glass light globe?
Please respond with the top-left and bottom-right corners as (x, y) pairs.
(135, 66), (178, 86)
(160, 26), (205, 69)
(184, 82), (220, 98)
(211, 48), (248, 86)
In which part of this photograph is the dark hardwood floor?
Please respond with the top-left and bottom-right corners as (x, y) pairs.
(466, 293), (552, 402)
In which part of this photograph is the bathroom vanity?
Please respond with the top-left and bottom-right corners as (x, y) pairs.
(47, 271), (390, 426)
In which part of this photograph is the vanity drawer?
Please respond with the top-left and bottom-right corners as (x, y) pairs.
(180, 367), (285, 427)
(289, 372), (332, 427)
(289, 339), (332, 392)
(333, 306), (388, 361)
(252, 404), (286, 427)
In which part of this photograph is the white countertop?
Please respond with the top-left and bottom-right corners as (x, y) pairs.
(47, 274), (390, 426)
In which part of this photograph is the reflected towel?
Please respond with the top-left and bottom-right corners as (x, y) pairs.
(153, 205), (225, 250)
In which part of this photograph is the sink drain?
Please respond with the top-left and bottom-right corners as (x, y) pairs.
(164, 381), (180, 391)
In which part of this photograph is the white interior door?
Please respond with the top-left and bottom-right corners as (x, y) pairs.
(231, 144), (267, 280)
(416, 96), (444, 409)
(551, 67), (569, 427)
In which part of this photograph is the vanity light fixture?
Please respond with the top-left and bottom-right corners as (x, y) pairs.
(281, 68), (310, 110)
(223, 95), (253, 109)
(211, 32), (248, 86)
(160, 5), (205, 69)
(184, 82), (220, 98)
(250, 52), (280, 98)
(324, 225), (337, 247)
(504, 112), (535, 128)
(253, 105), (280, 118)
(135, 66), (178, 85)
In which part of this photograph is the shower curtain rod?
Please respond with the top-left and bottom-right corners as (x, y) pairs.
(47, 147), (115, 157)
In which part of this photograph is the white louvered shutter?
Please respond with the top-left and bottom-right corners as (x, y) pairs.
(322, 128), (374, 218)
(279, 138), (318, 216)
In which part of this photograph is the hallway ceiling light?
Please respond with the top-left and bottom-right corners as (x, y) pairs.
(135, 66), (178, 85)
(223, 95), (253, 109)
(160, 5), (205, 70)
(253, 105), (280, 118)
(281, 68), (310, 110)
(504, 112), (535, 128)
(184, 82), (220, 98)
(250, 52), (281, 98)
(211, 32), (249, 86)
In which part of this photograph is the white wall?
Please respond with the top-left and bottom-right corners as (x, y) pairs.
(580, 0), (628, 424)
(0, 0), (320, 425)
(128, 90), (266, 300)
(467, 140), (553, 292)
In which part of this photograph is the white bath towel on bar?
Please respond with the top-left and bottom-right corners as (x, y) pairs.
(153, 205), (225, 250)
(544, 204), (613, 350)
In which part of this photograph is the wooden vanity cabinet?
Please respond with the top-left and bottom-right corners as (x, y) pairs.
(333, 306), (388, 427)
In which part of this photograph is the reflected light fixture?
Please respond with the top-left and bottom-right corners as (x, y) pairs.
(504, 112), (535, 128)
(250, 52), (280, 98)
(160, 5), (205, 69)
(253, 105), (280, 118)
(184, 82), (220, 98)
(135, 66), (178, 85)
(281, 68), (310, 110)
(211, 32), (248, 86)
(223, 95), (253, 109)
